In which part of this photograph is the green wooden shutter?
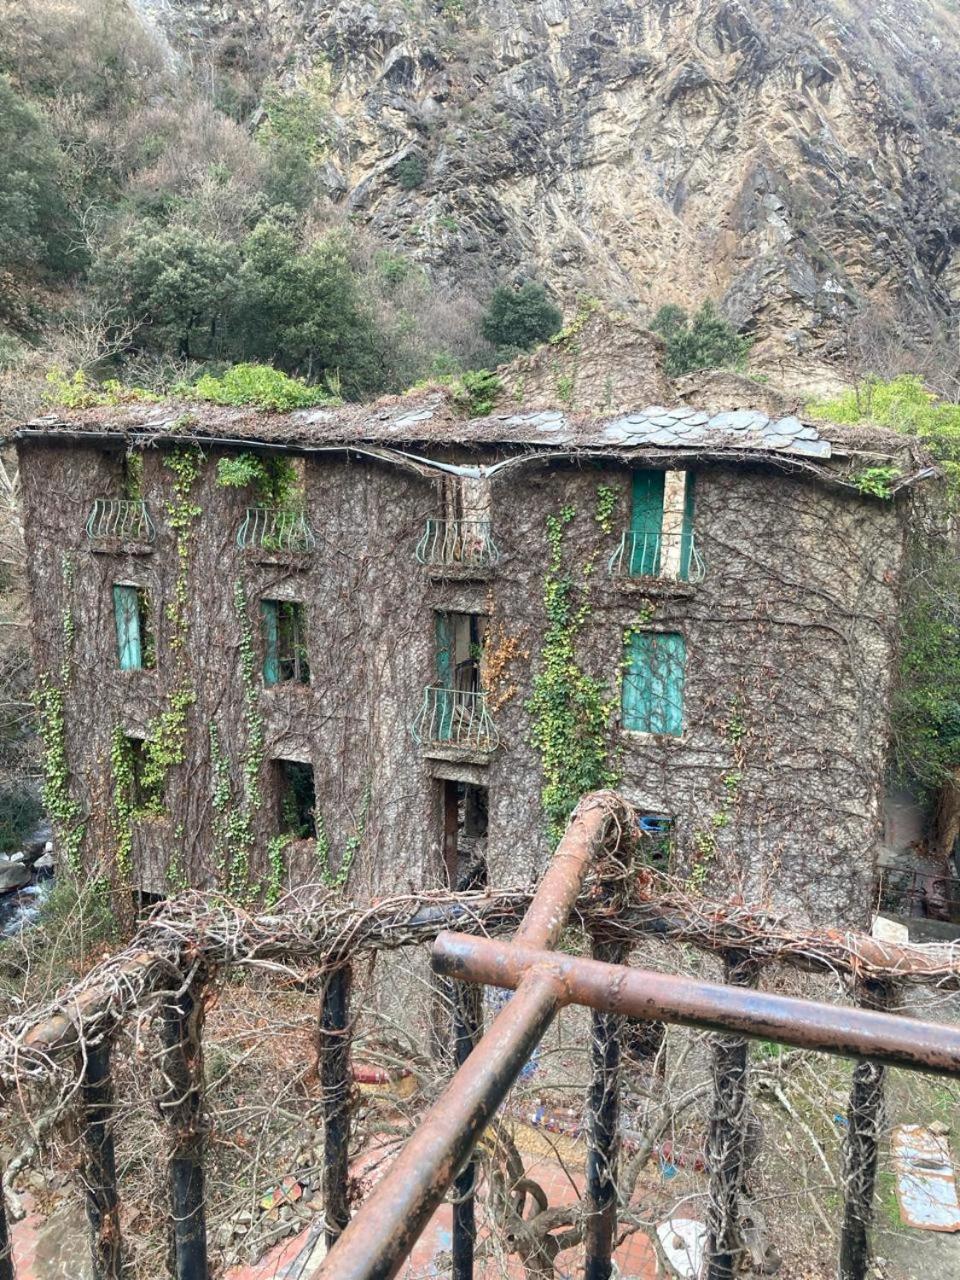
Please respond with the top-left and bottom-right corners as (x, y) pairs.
(435, 612), (454, 739)
(261, 600), (280, 686)
(113, 584), (142, 670)
(679, 472), (696, 582)
(622, 632), (685, 736)
(630, 471), (665, 576)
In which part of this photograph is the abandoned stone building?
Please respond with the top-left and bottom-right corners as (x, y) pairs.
(13, 383), (927, 925)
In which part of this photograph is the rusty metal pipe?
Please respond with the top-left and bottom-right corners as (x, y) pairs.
(311, 794), (618, 1280)
(433, 934), (960, 1076)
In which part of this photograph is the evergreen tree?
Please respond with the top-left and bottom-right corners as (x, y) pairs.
(481, 282), (562, 354)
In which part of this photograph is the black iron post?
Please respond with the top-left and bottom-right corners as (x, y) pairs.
(451, 982), (482, 1280)
(0, 1161), (12, 1280)
(584, 939), (626, 1280)
(157, 974), (208, 1280)
(320, 964), (353, 1249)
(839, 980), (893, 1280)
(80, 1036), (122, 1279)
(705, 952), (758, 1280)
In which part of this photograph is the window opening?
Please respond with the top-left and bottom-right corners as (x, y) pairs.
(637, 814), (674, 871)
(433, 612), (488, 743)
(622, 470), (697, 581)
(113, 584), (155, 670)
(442, 779), (488, 890)
(275, 760), (316, 838)
(622, 631), (686, 736)
(124, 735), (164, 812)
(261, 599), (310, 686)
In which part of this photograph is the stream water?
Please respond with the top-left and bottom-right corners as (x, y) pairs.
(0, 874), (52, 938)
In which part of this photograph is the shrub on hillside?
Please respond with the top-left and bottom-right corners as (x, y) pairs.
(481, 283), (562, 354)
(650, 300), (751, 376)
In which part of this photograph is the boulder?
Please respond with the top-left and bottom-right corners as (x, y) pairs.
(0, 859), (31, 894)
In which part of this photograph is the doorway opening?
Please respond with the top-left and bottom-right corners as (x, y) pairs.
(441, 780), (488, 890)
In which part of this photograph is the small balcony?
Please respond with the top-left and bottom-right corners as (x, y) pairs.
(237, 508), (317, 556)
(415, 519), (500, 577)
(412, 686), (500, 759)
(607, 530), (705, 585)
(85, 499), (156, 551)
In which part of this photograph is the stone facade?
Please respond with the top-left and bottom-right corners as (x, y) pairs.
(16, 402), (917, 925)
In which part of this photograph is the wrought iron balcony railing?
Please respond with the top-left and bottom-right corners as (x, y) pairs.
(607, 529), (705, 583)
(415, 519), (500, 570)
(237, 507), (317, 553)
(85, 498), (156, 545)
(412, 686), (500, 753)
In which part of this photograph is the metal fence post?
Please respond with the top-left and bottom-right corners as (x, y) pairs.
(584, 939), (627, 1280)
(839, 980), (894, 1280)
(321, 964), (353, 1249)
(157, 973), (208, 1280)
(706, 952), (759, 1280)
(80, 1036), (123, 1279)
(451, 982), (482, 1280)
(0, 1161), (12, 1280)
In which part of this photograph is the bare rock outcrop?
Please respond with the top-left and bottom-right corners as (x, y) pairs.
(137, 0), (960, 376)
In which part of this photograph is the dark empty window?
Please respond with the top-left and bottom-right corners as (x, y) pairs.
(261, 600), (310, 686)
(113, 584), (155, 670)
(275, 760), (316, 838)
(122, 735), (164, 813)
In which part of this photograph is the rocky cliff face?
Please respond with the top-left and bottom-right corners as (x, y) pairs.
(137, 0), (960, 381)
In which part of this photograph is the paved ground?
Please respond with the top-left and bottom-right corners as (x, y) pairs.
(226, 1124), (661, 1280)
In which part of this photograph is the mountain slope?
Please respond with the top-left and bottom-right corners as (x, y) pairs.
(138, 0), (960, 379)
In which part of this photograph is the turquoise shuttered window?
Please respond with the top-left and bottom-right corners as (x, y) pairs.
(622, 631), (686, 736)
(261, 600), (310, 686)
(629, 470), (665, 576)
(113, 584), (153, 670)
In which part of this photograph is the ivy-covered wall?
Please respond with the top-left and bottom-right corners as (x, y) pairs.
(17, 435), (906, 924)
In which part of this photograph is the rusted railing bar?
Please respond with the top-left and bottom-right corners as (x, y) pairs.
(583, 939), (626, 1280)
(839, 981), (894, 1280)
(0, 1161), (12, 1280)
(80, 1036), (123, 1280)
(313, 972), (562, 1280)
(432, 934), (960, 1076)
(320, 965), (353, 1248)
(451, 982), (482, 1280)
(706, 952), (759, 1280)
(311, 794), (620, 1280)
(157, 975), (208, 1280)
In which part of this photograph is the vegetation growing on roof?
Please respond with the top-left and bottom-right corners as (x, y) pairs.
(808, 375), (960, 496)
(190, 363), (335, 411)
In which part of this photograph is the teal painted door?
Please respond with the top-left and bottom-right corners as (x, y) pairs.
(435, 612), (454, 738)
(113, 584), (142, 670)
(679, 472), (696, 582)
(260, 600), (280, 686)
(630, 471), (665, 576)
(622, 631), (685, 735)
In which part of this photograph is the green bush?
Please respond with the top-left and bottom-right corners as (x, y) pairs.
(93, 224), (240, 359)
(451, 369), (501, 416)
(395, 153), (426, 190)
(809, 375), (960, 493)
(192, 363), (332, 411)
(650, 300), (751, 376)
(0, 77), (73, 275)
(481, 283), (562, 353)
(807, 376), (960, 794)
(0, 787), (43, 853)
